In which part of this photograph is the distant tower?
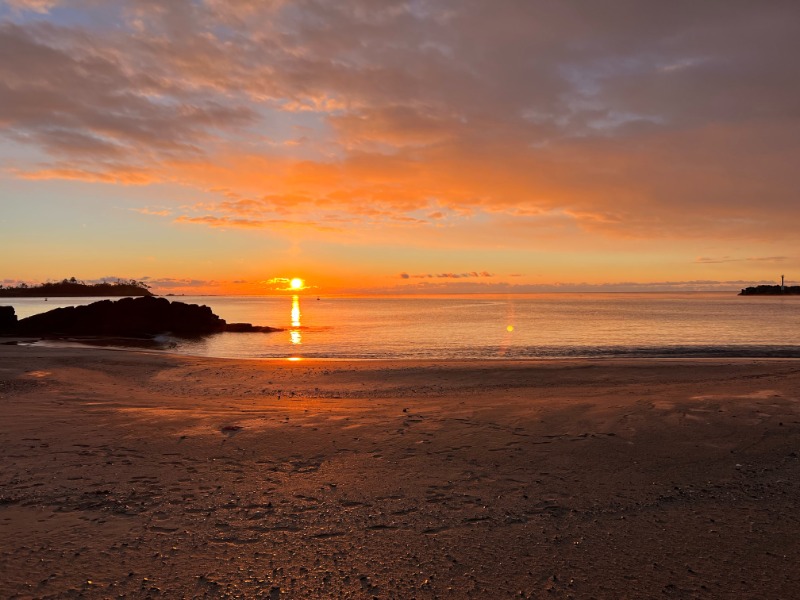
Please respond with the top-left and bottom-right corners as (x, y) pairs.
(781, 275), (785, 292)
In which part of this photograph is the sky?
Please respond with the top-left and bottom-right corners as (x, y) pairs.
(1, 0), (799, 294)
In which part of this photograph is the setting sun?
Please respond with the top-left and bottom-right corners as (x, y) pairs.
(289, 278), (304, 290)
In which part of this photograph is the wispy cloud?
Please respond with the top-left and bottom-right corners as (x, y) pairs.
(173, 214), (342, 233)
(400, 271), (494, 279)
(11, 165), (156, 185)
(174, 215), (266, 229)
(133, 207), (172, 217)
(695, 256), (791, 264)
(360, 279), (781, 295)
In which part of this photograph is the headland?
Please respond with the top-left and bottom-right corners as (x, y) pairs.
(0, 279), (153, 298)
(739, 284), (800, 295)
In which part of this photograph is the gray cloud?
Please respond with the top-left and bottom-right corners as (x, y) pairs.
(0, 20), (256, 164)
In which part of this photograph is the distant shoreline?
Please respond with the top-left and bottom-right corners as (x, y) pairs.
(0, 292), (152, 298)
(0, 280), (152, 298)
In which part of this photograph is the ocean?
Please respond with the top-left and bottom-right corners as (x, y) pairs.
(6, 293), (800, 360)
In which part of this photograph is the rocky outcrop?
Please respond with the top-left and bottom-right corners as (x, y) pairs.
(0, 306), (17, 334)
(7, 296), (279, 337)
(224, 322), (281, 333)
(739, 285), (800, 295)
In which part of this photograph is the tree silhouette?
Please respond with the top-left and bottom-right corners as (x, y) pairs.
(0, 279), (153, 297)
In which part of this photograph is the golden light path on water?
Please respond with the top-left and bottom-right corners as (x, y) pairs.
(290, 295), (301, 346)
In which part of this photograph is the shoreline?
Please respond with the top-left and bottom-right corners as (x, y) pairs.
(2, 345), (800, 597)
(10, 335), (800, 363)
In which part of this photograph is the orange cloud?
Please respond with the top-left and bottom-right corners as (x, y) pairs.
(133, 207), (172, 217)
(12, 165), (156, 185)
(174, 214), (342, 233)
(400, 271), (494, 279)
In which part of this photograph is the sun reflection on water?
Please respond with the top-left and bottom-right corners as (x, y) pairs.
(290, 295), (302, 345)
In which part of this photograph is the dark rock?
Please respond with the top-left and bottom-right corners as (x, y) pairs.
(224, 322), (281, 333)
(14, 296), (226, 337)
(0, 306), (17, 334)
(3, 297), (280, 338)
(740, 284), (800, 295)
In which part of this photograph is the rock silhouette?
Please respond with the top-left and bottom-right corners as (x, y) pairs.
(739, 284), (800, 295)
(0, 306), (17, 334)
(6, 297), (279, 337)
(224, 322), (281, 333)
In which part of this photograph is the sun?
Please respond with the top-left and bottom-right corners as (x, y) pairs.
(289, 277), (305, 290)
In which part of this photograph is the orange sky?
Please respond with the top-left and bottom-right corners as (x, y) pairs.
(1, 1), (799, 294)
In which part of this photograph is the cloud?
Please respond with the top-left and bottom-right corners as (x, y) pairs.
(173, 213), (342, 233)
(695, 255), (791, 264)
(0, 20), (256, 170)
(400, 271), (494, 279)
(356, 279), (781, 295)
(4, 0), (58, 14)
(261, 277), (312, 292)
(11, 165), (156, 185)
(133, 207), (172, 217)
(2, 0), (800, 248)
(112, 276), (251, 293)
(139, 277), (218, 289)
(174, 215), (266, 229)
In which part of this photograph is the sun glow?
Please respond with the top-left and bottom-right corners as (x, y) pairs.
(290, 277), (304, 290)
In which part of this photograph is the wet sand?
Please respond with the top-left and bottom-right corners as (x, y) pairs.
(1, 344), (800, 598)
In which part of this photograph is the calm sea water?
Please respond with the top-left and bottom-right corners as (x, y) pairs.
(7, 293), (800, 359)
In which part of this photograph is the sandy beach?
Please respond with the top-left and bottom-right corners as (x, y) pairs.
(1, 344), (800, 599)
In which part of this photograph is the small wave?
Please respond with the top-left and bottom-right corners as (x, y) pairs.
(508, 345), (800, 359)
(226, 344), (800, 360)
